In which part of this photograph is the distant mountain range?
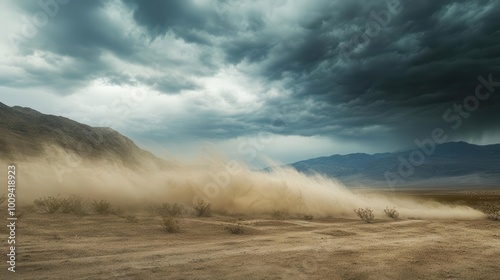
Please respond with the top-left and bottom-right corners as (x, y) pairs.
(1, 101), (498, 189)
(287, 142), (500, 188)
(0, 102), (167, 169)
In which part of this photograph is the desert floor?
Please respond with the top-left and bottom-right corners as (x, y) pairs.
(2, 190), (499, 280)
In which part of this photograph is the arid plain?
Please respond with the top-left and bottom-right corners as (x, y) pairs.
(2, 190), (499, 280)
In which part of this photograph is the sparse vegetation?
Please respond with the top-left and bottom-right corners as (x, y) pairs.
(225, 222), (244, 234)
(124, 215), (138, 223)
(92, 199), (112, 215)
(271, 210), (288, 220)
(383, 207), (399, 220)
(482, 202), (500, 221)
(0, 194), (6, 205)
(59, 195), (88, 216)
(156, 203), (185, 217)
(34, 196), (62, 213)
(112, 206), (125, 216)
(162, 217), (180, 233)
(194, 200), (212, 217)
(354, 207), (375, 223)
(303, 215), (314, 220)
(483, 202), (500, 212)
(487, 211), (500, 221)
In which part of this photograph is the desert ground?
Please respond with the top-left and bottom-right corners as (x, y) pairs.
(2, 190), (499, 280)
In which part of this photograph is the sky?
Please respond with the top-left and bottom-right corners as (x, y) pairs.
(1, 0), (499, 166)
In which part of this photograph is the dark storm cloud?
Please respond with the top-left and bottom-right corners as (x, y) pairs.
(231, 0), (500, 146)
(5, 0), (210, 94)
(3, 0), (500, 149)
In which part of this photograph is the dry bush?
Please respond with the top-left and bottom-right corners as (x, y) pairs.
(225, 222), (244, 234)
(0, 194), (6, 205)
(92, 199), (112, 215)
(194, 200), (212, 217)
(112, 206), (125, 216)
(383, 206), (399, 220)
(482, 202), (500, 221)
(34, 196), (61, 213)
(354, 207), (375, 223)
(271, 210), (288, 220)
(162, 217), (180, 233)
(488, 211), (500, 221)
(156, 203), (185, 217)
(124, 215), (138, 223)
(60, 195), (88, 216)
(303, 215), (314, 220)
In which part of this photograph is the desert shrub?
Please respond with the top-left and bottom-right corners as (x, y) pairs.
(0, 194), (6, 205)
(271, 210), (288, 220)
(194, 200), (212, 217)
(162, 217), (180, 233)
(59, 198), (73, 214)
(112, 206), (125, 216)
(156, 203), (185, 217)
(303, 215), (314, 220)
(383, 207), (399, 220)
(487, 211), (500, 221)
(354, 207), (375, 223)
(124, 215), (138, 223)
(59, 195), (88, 216)
(92, 199), (111, 215)
(225, 222), (244, 234)
(34, 196), (61, 213)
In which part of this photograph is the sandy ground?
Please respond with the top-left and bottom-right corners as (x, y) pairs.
(1, 203), (499, 280)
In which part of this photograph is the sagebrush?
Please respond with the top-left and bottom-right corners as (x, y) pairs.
(59, 195), (88, 216)
(194, 200), (212, 217)
(487, 211), (500, 221)
(383, 207), (399, 220)
(354, 207), (375, 223)
(225, 222), (244, 234)
(271, 210), (288, 220)
(34, 196), (61, 213)
(303, 215), (314, 220)
(156, 203), (185, 217)
(92, 199), (112, 215)
(162, 217), (180, 233)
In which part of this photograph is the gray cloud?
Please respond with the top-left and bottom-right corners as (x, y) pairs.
(2, 0), (499, 159)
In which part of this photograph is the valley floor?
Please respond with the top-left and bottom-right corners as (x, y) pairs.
(1, 190), (500, 280)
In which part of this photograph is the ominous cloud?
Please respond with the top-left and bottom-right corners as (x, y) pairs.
(1, 0), (499, 163)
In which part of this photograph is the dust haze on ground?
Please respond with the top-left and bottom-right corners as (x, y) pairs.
(2, 145), (484, 220)
(2, 146), (499, 280)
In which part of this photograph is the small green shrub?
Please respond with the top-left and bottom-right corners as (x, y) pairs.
(162, 217), (180, 233)
(34, 196), (61, 213)
(92, 199), (111, 215)
(194, 200), (212, 217)
(383, 207), (399, 220)
(354, 207), (375, 223)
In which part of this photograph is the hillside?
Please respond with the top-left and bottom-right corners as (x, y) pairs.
(0, 102), (166, 169)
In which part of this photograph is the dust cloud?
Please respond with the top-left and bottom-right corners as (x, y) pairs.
(2, 146), (485, 219)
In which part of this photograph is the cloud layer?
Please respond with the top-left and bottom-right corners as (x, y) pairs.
(1, 0), (499, 163)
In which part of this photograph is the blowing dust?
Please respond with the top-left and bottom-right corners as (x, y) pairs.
(3, 146), (484, 220)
